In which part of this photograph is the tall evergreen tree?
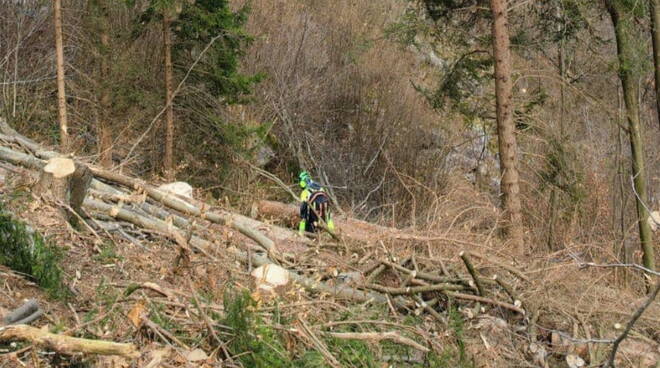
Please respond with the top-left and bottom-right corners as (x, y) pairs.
(131, 0), (258, 180)
(489, 0), (524, 251)
(417, 0), (524, 249)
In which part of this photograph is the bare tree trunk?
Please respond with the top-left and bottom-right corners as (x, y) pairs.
(163, 15), (175, 181)
(489, 0), (524, 251)
(99, 124), (112, 168)
(548, 4), (566, 251)
(651, 0), (660, 131)
(54, 0), (69, 152)
(98, 3), (113, 169)
(607, 0), (655, 271)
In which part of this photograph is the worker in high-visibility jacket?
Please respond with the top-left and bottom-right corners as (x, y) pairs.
(298, 171), (335, 236)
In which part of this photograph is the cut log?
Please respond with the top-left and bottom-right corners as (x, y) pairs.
(157, 181), (193, 199)
(251, 264), (290, 298)
(0, 324), (139, 358)
(83, 198), (217, 257)
(253, 200), (403, 243)
(88, 167), (307, 251)
(2, 300), (42, 326)
(252, 200), (300, 227)
(0, 146), (45, 171)
(0, 137), (301, 253)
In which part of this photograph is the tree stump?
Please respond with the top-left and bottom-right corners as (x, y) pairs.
(35, 157), (92, 226)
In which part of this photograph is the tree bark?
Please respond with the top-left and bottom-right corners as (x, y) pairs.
(163, 15), (175, 181)
(607, 0), (655, 271)
(489, 0), (524, 251)
(650, 0), (660, 131)
(54, 0), (69, 152)
(69, 163), (92, 226)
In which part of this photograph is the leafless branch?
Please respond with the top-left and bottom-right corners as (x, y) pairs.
(535, 325), (615, 344)
(604, 282), (660, 368)
(630, 174), (658, 226)
(578, 262), (660, 277)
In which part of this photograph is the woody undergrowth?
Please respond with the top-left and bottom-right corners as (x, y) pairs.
(219, 289), (471, 367)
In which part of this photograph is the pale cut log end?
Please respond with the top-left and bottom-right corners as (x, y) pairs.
(44, 157), (75, 179)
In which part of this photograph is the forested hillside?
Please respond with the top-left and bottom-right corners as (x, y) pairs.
(0, 0), (658, 367)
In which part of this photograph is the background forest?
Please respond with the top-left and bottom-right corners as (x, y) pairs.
(0, 0), (659, 366)
(2, 0), (658, 257)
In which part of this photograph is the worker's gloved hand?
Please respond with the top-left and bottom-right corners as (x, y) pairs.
(298, 220), (306, 236)
(327, 219), (335, 233)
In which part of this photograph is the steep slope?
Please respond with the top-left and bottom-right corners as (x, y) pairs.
(0, 124), (657, 367)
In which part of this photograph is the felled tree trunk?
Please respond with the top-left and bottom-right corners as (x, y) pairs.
(252, 200), (299, 227)
(252, 200), (402, 243)
(0, 325), (139, 358)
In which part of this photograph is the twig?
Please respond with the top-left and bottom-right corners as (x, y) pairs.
(629, 174), (659, 226)
(578, 262), (659, 277)
(444, 291), (525, 314)
(413, 296), (445, 324)
(366, 283), (464, 295)
(297, 318), (342, 368)
(492, 275), (518, 304)
(244, 160), (298, 201)
(321, 320), (426, 336)
(604, 282), (660, 368)
(460, 251), (485, 296)
(465, 251), (529, 282)
(381, 260), (457, 284)
(188, 279), (234, 365)
(142, 316), (189, 349)
(321, 331), (429, 353)
(365, 264), (386, 284)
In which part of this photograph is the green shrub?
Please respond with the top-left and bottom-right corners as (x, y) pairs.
(221, 291), (456, 367)
(222, 290), (293, 368)
(0, 206), (67, 299)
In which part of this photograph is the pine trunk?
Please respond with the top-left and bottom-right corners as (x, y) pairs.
(163, 15), (175, 181)
(607, 1), (655, 271)
(54, 0), (69, 152)
(489, 0), (524, 251)
(651, 0), (660, 131)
